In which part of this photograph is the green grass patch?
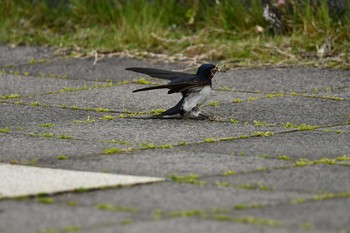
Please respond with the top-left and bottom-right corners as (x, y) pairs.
(1, 1), (348, 67)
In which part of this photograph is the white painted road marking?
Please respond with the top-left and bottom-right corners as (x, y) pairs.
(0, 163), (163, 198)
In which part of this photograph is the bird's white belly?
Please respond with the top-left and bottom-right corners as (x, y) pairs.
(183, 86), (211, 114)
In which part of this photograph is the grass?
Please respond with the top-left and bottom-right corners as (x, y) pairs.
(0, 0), (349, 68)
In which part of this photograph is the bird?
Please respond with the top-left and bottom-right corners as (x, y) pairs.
(125, 64), (218, 118)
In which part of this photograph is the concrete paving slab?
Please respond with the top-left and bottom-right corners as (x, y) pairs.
(0, 200), (130, 233)
(176, 130), (350, 160)
(215, 67), (350, 93)
(53, 182), (312, 213)
(22, 117), (288, 146)
(0, 134), (110, 162)
(314, 86), (350, 100)
(0, 103), (103, 128)
(205, 165), (350, 194)
(1, 47), (350, 233)
(0, 45), (52, 66)
(316, 124), (350, 133)
(0, 73), (98, 97)
(5, 82), (264, 113)
(12, 83), (180, 112)
(13, 56), (188, 82)
(240, 198), (350, 232)
(214, 96), (350, 126)
(36, 150), (292, 177)
(0, 163), (162, 198)
(112, 218), (293, 233)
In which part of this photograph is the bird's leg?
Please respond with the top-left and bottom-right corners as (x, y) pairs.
(198, 108), (211, 117)
(189, 107), (210, 120)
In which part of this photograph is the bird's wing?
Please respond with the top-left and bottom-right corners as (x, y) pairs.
(132, 80), (210, 94)
(126, 67), (195, 80)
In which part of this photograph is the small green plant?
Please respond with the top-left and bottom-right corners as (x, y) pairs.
(278, 155), (291, 160)
(252, 131), (274, 137)
(120, 219), (134, 225)
(72, 116), (95, 123)
(141, 142), (156, 149)
(63, 225), (81, 232)
(209, 101), (219, 106)
(265, 93), (285, 98)
(40, 123), (55, 128)
(169, 174), (206, 185)
(57, 134), (73, 139)
(67, 201), (78, 206)
(99, 115), (116, 120)
(232, 99), (243, 103)
(95, 107), (110, 112)
(282, 122), (318, 131)
(134, 78), (150, 84)
(0, 128), (10, 133)
(219, 86), (229, 91)
(56, 155), (68, 160)
(204, 138), (216, 143)
(248, 96), (259, 101)
(169, 209), (207, 218)
(96, 203), (139, 213)
(0, 94), (21, 99)
(253, 120), (275, 127)
(103, 147), (123, 155)
(37, 197), (54, 204)
(223, 170), (236, 176)
(29, 102), (40, 106)
(230, 118), (239, 124)
(300, 223), (314, 231)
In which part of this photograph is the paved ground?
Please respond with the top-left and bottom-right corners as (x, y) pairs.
(0, 44), (349, 233)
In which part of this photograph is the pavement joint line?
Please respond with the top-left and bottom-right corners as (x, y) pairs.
(2, 123), (348, 162)
(0, 163), (164, 199)
(2, 68), (349, 102)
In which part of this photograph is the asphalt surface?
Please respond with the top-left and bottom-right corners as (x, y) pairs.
(0, 44), (350, 233)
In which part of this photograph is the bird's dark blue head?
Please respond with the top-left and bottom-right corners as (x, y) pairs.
(195, 64), (217, 80)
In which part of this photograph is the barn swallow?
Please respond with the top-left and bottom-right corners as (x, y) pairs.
(126, 64), (218, 118)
